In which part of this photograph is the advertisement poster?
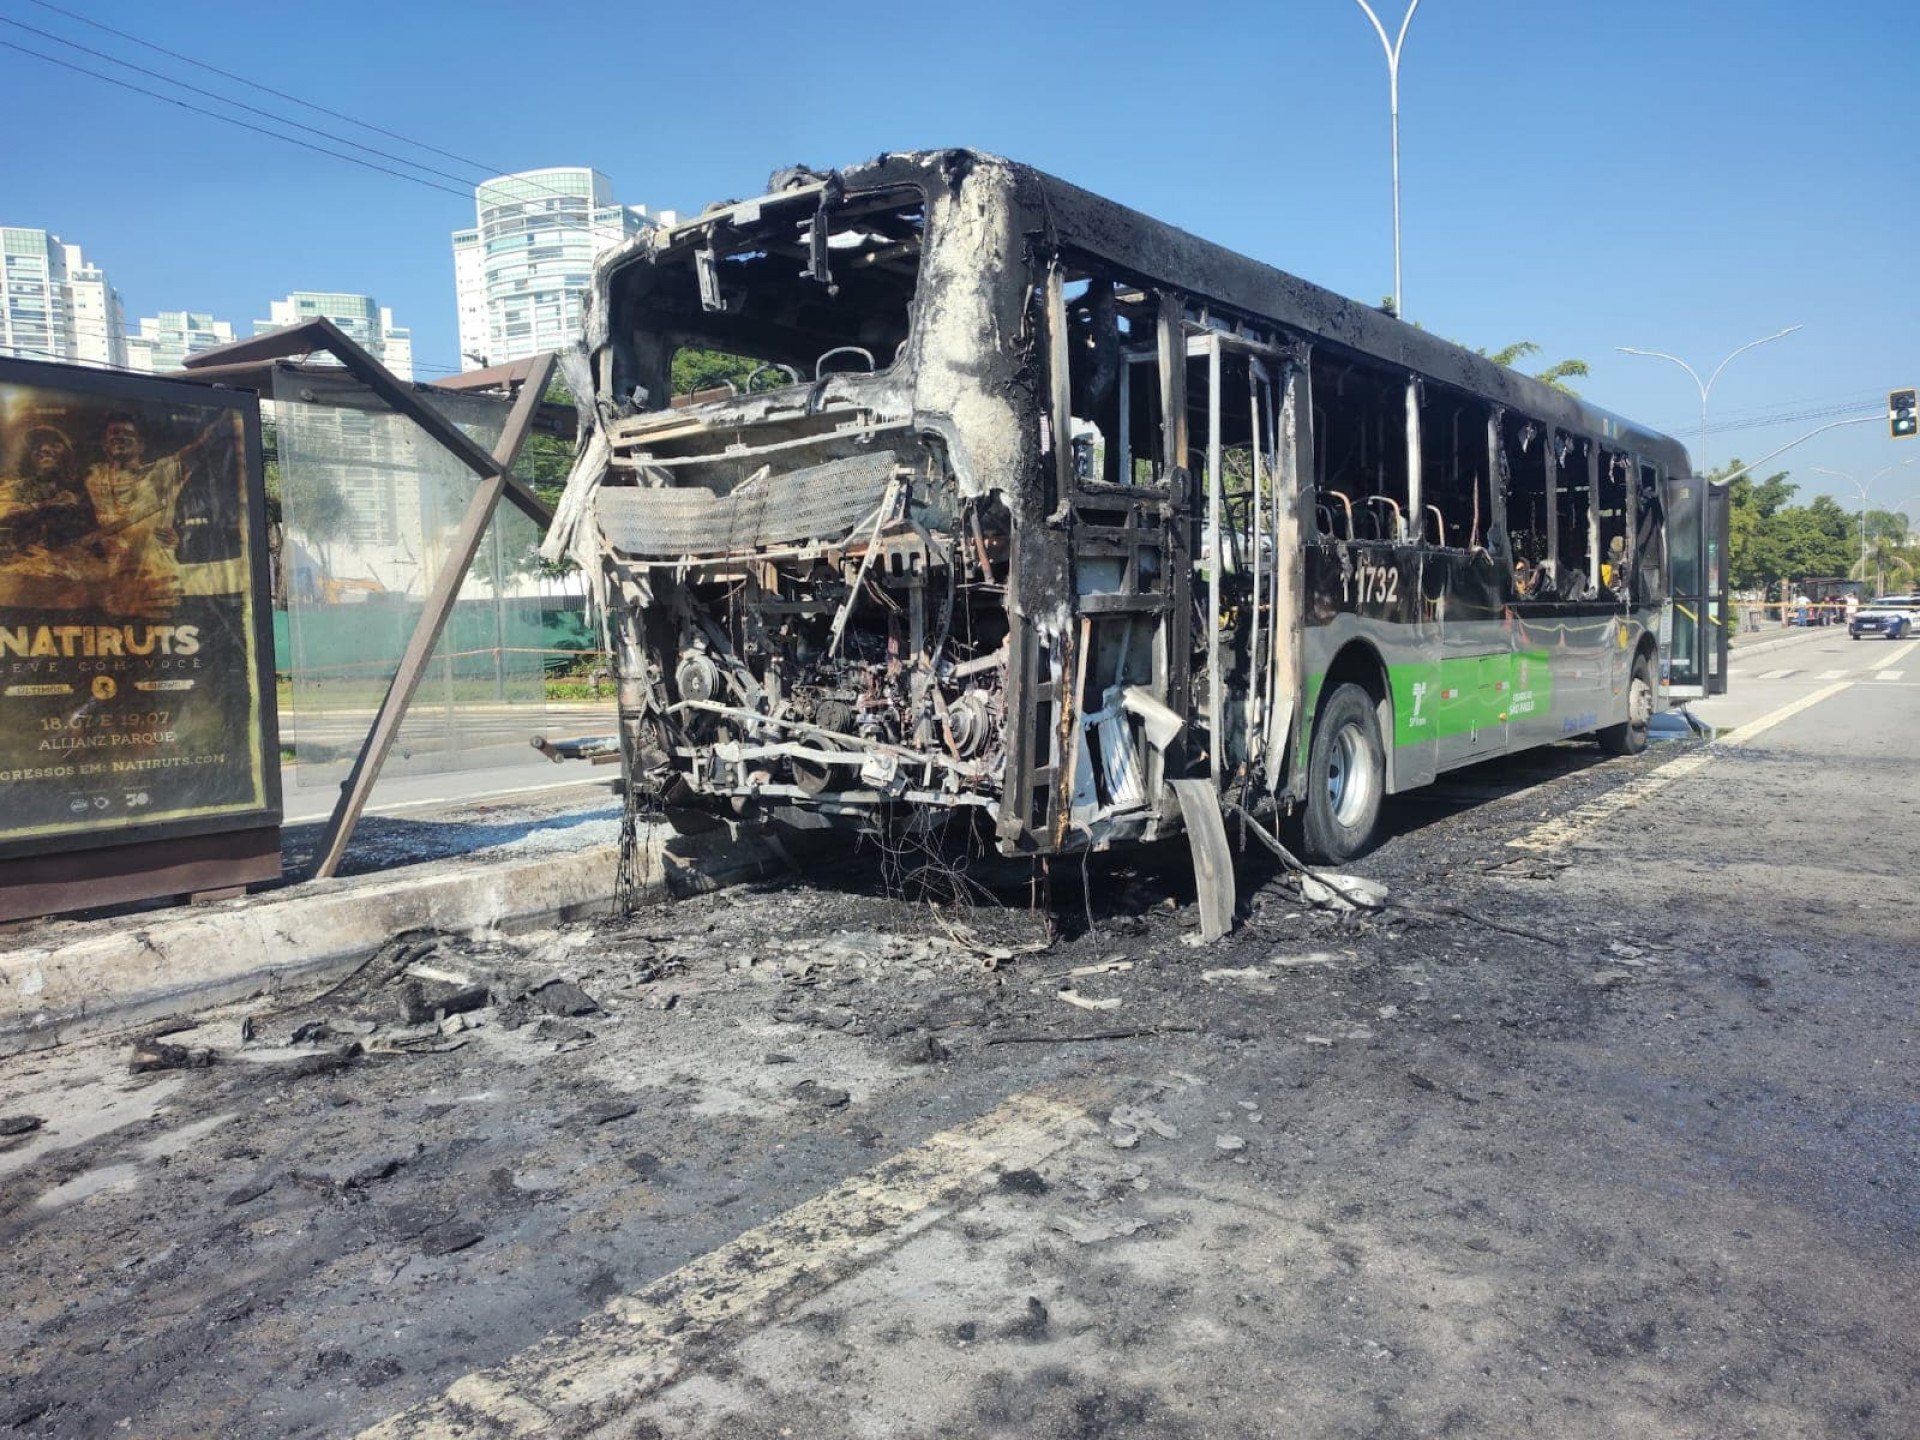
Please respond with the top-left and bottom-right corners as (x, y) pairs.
(0, 357), (278, 857)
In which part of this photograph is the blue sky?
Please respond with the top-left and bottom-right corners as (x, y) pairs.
(3, 0), (1916, 508)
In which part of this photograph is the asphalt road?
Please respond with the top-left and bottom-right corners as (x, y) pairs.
(279, 699), (615, 826)
(1, 631), (1913, 1439)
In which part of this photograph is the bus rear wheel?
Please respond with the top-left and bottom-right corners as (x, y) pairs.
(1598, 653), (1654, 756)
(1300, 683), (1385, 864)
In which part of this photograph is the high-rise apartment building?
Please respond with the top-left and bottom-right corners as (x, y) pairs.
(451, 224), (487, 368)
(0, 229), (126, 369)
(255, 291), (413, 381)
(125, 311), (237, 374)
(451, 168), (673, 367)
(64, 249), (125, 370)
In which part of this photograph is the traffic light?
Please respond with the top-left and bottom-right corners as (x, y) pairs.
(1893, 388), (1918, 440)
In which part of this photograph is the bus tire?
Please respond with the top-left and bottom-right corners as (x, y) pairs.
(1598, 652), (1653, 756)
(1300, 683), (1386, 864)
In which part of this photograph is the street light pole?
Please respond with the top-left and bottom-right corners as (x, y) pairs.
(1616, 325), (1802, 478)
(1353, 0), (1421, 320)
(1814, 469), (1872, 579)
(1885, 494), (1920, 547)
(1814, 456), (1920, 592)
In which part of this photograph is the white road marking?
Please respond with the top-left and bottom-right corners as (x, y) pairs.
(280, 773), (612, 825)
(360, 1090), (1094, 1438)
(1817, 669), (1847, 680)
(1754, 668), (1798, 680)
(1875, 671), (1903, 682)
(1507, 679), (1853, 853)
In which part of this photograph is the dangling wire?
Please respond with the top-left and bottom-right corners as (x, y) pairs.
(611, 607), (663, 917)
(613, 774), (646, 916)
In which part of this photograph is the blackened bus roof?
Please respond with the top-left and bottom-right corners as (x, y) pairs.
(823, 149), (1692, 477)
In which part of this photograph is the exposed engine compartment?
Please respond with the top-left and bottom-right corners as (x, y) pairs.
(544, 165), (1031, 833)
(600, 403), (1016, 821)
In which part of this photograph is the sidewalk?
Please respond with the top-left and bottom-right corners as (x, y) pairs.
(1727, 622), (1844, 661)
(0, 620), (1846, 1055)
(0, 794), (781, 1056)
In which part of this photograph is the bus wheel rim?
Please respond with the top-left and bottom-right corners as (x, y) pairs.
(1629, 674), (1653, 730)
(1327, 723), (1376, 827)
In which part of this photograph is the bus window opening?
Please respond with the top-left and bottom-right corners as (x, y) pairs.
(1502, 415), (1549, 596)
(1555, 430), (1595, 599)
(1418, 384), (1493, 549)
(1312, 353), (1411, 544)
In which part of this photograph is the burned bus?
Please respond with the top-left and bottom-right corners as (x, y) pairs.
(545, 149), (1727, 896)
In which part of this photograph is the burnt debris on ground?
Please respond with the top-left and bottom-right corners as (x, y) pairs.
(1, 731), (1913, 1438)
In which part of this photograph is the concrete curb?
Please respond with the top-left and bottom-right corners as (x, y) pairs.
(1728, 626), (1848, 662)
(0, 617), (1854, 1056)
(0, 827), (780, 1057)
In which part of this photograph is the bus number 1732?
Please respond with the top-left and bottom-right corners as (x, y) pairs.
(1344, 559), (1399, 609)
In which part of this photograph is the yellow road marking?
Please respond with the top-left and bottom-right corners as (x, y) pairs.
(1508, 679), (1853, 853)
(1868, 638), (1918, 671)
(1506, 751), (1718, 853)
(1714, 678), (1855, 747)
(360, 1090), (1095, 1438)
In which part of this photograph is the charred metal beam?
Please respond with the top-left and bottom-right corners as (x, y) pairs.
(311, 350), (558, 880)
(184, 318), (554, 528)
(430, 357), (550, 393)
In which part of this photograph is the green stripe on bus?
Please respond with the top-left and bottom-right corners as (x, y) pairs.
(1387, 650), (1555, 747)
(1297, 648), (1557, 755)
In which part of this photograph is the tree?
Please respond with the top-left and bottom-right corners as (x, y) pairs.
(1721, 461), (1796, 591)
(671, 348), (790, 396)
(1862, 507), (1912, 548)
(280, 464), (352, 589)
(1851, 534), (1916, 595)
(1479, 341), (1590, 397)
(1764, 495), (1856, 583)
(1374, 313), (1593, 397)
(516, 379), (578, 513)
(1715, 461), (1882, 593)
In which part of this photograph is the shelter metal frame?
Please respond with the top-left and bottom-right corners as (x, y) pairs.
(182, 319), (558, 879)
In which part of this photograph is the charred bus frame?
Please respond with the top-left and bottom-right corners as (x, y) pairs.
(547, 149), (1725, 884)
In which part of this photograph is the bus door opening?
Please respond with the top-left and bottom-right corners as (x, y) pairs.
(1706, 478), (1730, 695)
(1187, 329), (1289, 793)
(1664, 471), (1708, 698)
(1043, 265), (1191, 843)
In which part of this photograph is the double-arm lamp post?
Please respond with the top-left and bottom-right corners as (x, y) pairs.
(1352, 0), (1421, 321)
(1813, 456), (1920, 590)
(1887, 494), (1920, 547)
(1616, 326), (1802, 479)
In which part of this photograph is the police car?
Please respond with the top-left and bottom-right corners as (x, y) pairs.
(1849, 595), (1920, 640)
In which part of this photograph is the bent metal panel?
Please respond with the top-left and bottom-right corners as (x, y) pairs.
(0, 356), (279, 858)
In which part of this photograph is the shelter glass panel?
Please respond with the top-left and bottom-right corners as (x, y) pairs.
(274, 379), (548, 789)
